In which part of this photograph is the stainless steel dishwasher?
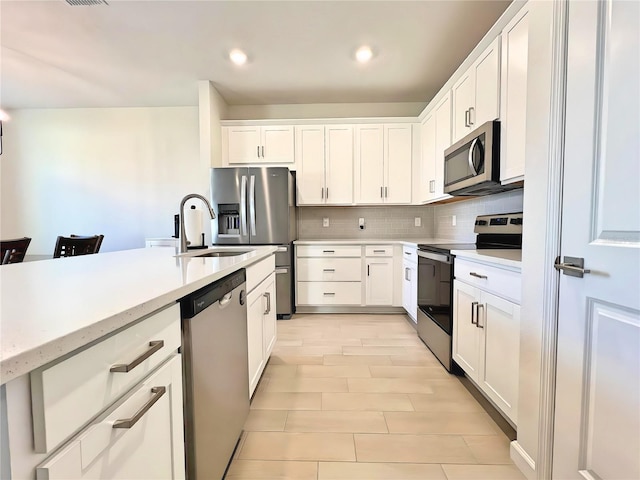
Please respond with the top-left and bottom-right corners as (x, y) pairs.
(180, 269), (248, 480)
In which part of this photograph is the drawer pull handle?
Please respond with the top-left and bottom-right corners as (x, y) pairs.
(469, 272), (488, 279)
(110, 340), (164, 373)
(323, 292), (335, 296)
(323, 250), (335, 254)
(112, 386), (166, 429)
(263, 292), (271, 314)
(373, 250), (385, 253)
(323, 269), (335, 272)
(404, 252), (412, 255)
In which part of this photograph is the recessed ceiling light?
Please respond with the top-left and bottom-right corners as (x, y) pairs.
(355, 46), (373, 63)
(229, 49), (247, 66)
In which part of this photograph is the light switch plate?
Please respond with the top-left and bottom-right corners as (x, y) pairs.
(323, 217), (330, 227)
(414, 217), (421, 227)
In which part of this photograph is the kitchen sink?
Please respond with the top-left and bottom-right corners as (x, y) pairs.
(191, 250), (252, 258)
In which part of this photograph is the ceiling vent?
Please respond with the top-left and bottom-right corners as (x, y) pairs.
(65, 0), (109, 5)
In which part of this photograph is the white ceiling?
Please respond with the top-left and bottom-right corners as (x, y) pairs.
(1, 0), (511, 110)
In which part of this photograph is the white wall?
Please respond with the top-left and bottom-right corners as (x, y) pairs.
(198, 81), (228, 168)
(0, 107), (203, 254)
(225, 102), (426, 120)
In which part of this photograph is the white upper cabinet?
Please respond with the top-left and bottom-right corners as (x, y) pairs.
(224, 125), (295, 164)
(296, 125), (354, 205)
(452, 37), (501, 143)
(420, 94), (453, 203)
(499, 5), (529, 184)
(355, 124), (412, 205)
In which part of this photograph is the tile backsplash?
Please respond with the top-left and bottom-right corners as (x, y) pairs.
(298, 206), (435, 239)
(296, 189), (524, 241)
(433, 189), (524, 242)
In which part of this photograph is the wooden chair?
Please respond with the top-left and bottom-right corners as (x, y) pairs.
(0, 237), (32, 264)
(53, 235), (103, 258)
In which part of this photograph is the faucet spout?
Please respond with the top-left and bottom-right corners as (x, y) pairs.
(179, 193), (216, 254)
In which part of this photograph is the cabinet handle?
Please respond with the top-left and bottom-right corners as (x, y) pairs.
(321, 187), (324, 199)
(405, 267), (410, 281)
(430, 180), (435, 193)
(113, 386), (166, 429)
(257, 146), (260, 158)
(471, 301), (478, 325)
(404, 251), (412, 256)
(468, 107), (475, 126)
(326, 187), (329, 199)
(469, 272), (488, 279)
(373, 249), (385, 253)
(261, 145), (265, 158)
(323, 250), (335, 254)
(381, 186), (384, 198)
(367, 264), (370, 276)
(476, 303), (484, 329)
(263, 292), (271, 314)
(464, 109), (470, 128)
(110, 340), (164, 373)
(323, 268), (335, 272)
(385, 187), (388, 198)
(323, 292), (335, 296)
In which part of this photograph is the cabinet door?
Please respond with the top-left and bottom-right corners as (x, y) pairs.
(247, 287), (265, 397)
(452, 280), (481, 382)
(452, 71), (474, 142)
(36, 355), (185, 480)
(295, 126), (326, 205)
(409, 264), (418, 323)
(325, 125), (354, 205)
(384, 124), (412, 204)
(472, 37), (501, 128)
(500, 7), (529, 184)
(261, 126), (295, 163)
(478, 290), (520, 424)
(355, 125), (385, 204)
(227, 126), (261, 164)
(420, 114), (437, 202)
(433, 93), (453, 201)
(262, 274), (277, 359)
(365, 258), (393, 306)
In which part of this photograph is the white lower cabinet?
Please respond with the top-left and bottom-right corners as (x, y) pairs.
(365, 246), (394, 306)
(401, 247), (418, 322)
(247, 271), (277, 397)
(36, 354), (185, 480)
(453, 278), (520, 424)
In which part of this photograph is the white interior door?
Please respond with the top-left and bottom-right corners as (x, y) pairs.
(553, 1), (640, 479)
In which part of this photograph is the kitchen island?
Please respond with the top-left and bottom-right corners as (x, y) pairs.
(0, 245), (276, 479)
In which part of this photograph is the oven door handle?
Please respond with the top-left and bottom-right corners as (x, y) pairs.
(417, 250), (451, 264)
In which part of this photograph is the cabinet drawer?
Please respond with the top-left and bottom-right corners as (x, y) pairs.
(365, 245), (393, 257)
(30, 304), (181, 454)
(454, 258), (521, 304)
(297, 282), (362, 305)
(297, 258), (362, 281)
(246, 254), (276, 293)
(297, 245), (362, 257)
(402, 246), (417, 264)
(36, 354), (184, 480)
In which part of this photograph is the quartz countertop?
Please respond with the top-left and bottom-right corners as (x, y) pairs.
(451, 249), (522, 269)
(0, 245), (276, 384)
(294, 238), (457, 247)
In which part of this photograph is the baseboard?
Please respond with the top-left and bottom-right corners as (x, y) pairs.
(510, 441), (536, 480)
(295, 306), (406, 314)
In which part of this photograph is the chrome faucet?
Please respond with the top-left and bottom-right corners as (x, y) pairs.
(179, 194), (216, 253)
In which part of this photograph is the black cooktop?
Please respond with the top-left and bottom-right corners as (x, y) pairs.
(417, 243), (477, 253)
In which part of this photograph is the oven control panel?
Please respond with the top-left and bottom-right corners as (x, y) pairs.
(474, 212), (523, 235)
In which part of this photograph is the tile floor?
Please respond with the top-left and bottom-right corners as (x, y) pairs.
(226, 314), (525, 480)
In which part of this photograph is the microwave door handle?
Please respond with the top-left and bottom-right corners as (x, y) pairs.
(468, 138), (479, 176)
(240, 176), (248, 236)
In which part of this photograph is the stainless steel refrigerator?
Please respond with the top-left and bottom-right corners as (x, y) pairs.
(210, 167), (297, 318)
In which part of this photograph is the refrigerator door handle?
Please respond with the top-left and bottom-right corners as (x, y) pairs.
(249, 175), (257, 236)
(240, 175), (248, 236)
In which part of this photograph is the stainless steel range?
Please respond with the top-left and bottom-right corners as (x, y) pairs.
(416, 212), (523, 372)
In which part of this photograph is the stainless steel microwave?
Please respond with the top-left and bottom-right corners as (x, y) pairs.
(443, 120), (518, 196)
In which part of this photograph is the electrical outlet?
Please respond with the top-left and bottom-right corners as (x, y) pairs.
(323, 217), (330, 227)
(452, 215), (457, 226)
(414, 217), (421, 227)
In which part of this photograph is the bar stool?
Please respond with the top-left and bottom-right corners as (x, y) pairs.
(0, 237), (32, 264)
(53, 235), (103, 258)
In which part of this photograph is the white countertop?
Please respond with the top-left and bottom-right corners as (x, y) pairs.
(451, 249), (522, 269)
(0, 245), (276, 385)
(294, 238), (456, 247)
